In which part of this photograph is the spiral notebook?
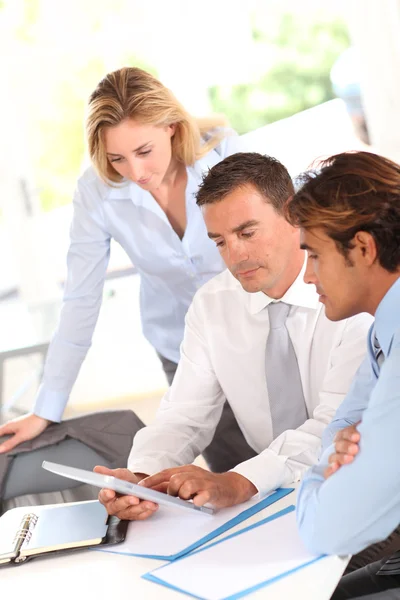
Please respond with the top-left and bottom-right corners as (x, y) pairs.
(0, 500), (127, 566)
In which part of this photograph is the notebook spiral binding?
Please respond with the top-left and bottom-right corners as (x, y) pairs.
(13, 513), (39, 564)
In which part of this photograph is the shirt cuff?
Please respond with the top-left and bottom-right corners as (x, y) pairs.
(33, 384), (69, 422)
(230, 449), (292, 498)
(319, 443), (335, 468)
(128, 456), (176, 476)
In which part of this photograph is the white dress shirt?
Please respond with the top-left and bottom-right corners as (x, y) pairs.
(128, 264), (373, 496)
(34, 132), (241, 423)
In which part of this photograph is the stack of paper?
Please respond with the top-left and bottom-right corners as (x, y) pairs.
(98, 488), (293, 560)
(144, 506), (325, 600)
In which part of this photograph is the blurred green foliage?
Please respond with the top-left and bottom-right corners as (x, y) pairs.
(35, 53), (155, 211)
(12, 0), (155, 211)
(9, 2), (349, 211)
(209, 12), (350, 134)
(35, 59), (104, 211)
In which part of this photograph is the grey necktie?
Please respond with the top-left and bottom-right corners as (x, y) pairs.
(266, 302), (308, 439)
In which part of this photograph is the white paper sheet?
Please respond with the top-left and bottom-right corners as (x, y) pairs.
(147, 509), (323, 600)
(99, 493), (288, 559)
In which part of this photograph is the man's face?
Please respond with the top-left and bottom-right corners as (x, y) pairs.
(301, 227), (369, 320)
(202, 185), (304, 297)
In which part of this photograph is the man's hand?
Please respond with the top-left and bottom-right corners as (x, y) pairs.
(95, 466), (157, 521)
(0, 414), (51, 453)
(324, 423), (360, 479)
(140, 465), (258, 509)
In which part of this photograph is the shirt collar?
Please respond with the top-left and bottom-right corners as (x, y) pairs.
(189, 146), (224, 180)
(107, 179), (144, 202)
(107, 180), (168, 217)
(373, 277), (400, 357)
(247, 257), (320, 315)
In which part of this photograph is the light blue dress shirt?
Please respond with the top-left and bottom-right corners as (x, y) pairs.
(297, 277), (400, 556)
(34, 133), (241, 423)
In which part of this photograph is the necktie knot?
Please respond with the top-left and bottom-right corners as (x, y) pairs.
(372, 331), (384, 368)
(268, 302), (290, 329)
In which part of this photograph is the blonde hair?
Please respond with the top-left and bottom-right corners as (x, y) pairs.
(86, 67), (228, 183)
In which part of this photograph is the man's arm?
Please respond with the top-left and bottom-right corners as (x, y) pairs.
(232, 313), (371, 497)
(321, 350), (376, 451)
(297, 343), (400, 556)
(323, 423), (360, 479)
(127, 297), (226, 476)
(98, 294), (254, 520)
(137, 314), (371, 507)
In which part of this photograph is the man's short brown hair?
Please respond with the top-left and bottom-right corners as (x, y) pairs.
(196, 152), (294, 213)
(285, 151), (400, 272)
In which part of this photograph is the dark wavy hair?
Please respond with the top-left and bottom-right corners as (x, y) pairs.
(285, 151), (400, 272)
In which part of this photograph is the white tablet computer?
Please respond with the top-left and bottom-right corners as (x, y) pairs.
(42, 461), (214, 516)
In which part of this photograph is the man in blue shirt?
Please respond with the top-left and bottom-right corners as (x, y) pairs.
(285, 150), (400, 599)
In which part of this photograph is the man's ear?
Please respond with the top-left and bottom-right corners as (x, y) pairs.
(353, 231), (377, 265)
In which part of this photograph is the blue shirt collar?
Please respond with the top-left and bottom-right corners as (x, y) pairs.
(374, 276), (400, 357)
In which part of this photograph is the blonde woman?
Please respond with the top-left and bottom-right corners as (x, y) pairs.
(0, 67), (255, 502)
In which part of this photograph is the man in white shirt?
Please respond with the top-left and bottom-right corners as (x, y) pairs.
(97, 152), (372, 521)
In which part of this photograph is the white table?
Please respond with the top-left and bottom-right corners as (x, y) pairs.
(1, 488), (348, 600)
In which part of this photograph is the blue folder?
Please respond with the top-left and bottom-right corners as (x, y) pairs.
(98, 487), (293, 561)
(143, 505), (325, 600)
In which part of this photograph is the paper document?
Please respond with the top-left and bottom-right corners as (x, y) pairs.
(144, 506), (324, 600)
(98, 487), (293, 561)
